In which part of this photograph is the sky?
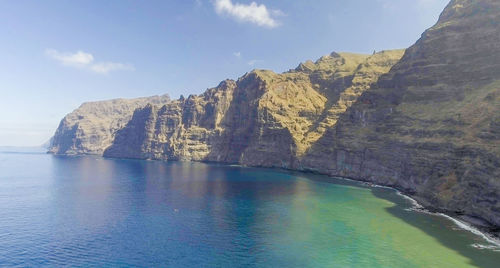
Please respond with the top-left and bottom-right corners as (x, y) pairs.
(0, 0), (449, 146)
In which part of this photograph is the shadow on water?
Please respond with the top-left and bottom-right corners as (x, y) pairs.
(257, 166), (500, 267)
(369, 189), (500, 268)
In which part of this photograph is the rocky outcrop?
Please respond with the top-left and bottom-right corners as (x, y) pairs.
(49, 0), (500, 234)
(49, 95), (170, 155)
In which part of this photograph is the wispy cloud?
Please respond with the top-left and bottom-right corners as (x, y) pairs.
(247, 59), (262, 66)
(45, 49), (134, 74)
(45, 49), (94, 66)
(213, 0), (282, 28)
(233, 51), (241, 58)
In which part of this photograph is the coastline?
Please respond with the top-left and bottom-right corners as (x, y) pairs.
(312, 171), (500, 249)
(393, 192), (500, 250)
(48, 152), (500, 250)
(302, 172), (500, 249)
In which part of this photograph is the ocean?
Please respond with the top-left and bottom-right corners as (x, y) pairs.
(0, 152), (499, 267)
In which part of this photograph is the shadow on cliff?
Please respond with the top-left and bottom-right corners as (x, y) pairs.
(204, 72), (264, 163)
(303, 74), (353, 138)
(204, 72), (298, 167)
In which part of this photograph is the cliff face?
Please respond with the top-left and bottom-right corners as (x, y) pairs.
(50, 0), (500, 232)
(301, 0), (500, 227)
(49, 95), (170, 155)
(103, 51), (404, 166)
(104, 80), (238, 160)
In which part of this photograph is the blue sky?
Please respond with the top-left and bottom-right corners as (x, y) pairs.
(0, 0), (449, 146)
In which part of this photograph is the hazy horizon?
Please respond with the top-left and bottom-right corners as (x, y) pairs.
(0, 0), (449, 146)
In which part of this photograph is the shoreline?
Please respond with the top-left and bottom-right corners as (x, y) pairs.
(48, 152), (500, 250)
(393, 192), (500, 249)
(305, 172), (500, 249)
(315, 172), (500, 249)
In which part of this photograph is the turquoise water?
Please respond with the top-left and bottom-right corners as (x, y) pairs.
(0, 152), (499, 267)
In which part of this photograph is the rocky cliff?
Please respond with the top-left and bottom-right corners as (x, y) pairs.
(301, 0), (500, 230)
(103, 51), (404, 165)
(50, 0), (500, 234)
(49, 95), (170, 155)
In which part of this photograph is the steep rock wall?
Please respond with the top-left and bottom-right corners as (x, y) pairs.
(49, 95), (170, 155)
(102, 51), (404, 168)
(300, 0), (500, 228)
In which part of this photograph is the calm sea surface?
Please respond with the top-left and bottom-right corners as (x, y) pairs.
(0, 152), (499, 267)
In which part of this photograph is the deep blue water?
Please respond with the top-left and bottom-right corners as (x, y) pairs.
(0, 152), (499, 267)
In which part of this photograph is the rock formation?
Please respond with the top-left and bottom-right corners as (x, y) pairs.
(302, 0), (500, 229)
(103, 51), (404, 164)
(49, 0), (500, 234)
(49, 95), (170, 155)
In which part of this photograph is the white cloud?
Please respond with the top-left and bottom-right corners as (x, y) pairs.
(233, 51), (241, 58)
(214, 0), (282, 28)
(45, 49), (134, 74)
(45, 49), (94, 66)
